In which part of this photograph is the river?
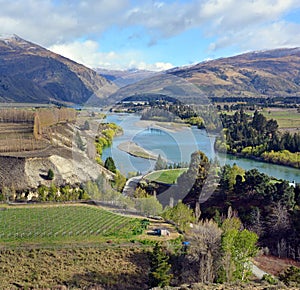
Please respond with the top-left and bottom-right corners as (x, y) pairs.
(102, 113), (300, 182)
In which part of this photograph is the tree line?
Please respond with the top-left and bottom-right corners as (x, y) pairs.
(215, 109), (300, 168)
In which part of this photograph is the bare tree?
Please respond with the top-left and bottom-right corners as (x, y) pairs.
(184, 219), (222, 283)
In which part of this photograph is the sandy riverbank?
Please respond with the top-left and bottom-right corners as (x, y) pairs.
(117, 141), (158, 160)
(134, 119), (188, 133)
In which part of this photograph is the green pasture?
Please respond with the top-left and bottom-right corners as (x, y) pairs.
(144, 168), (187, 184)
(261, 109), (300, 129)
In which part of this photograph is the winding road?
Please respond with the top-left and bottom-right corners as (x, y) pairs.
(122, 175), (143, 197)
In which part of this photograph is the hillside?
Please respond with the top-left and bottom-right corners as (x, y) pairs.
(169, 48), (300, 100)
(106, 48), (300, 105)
(97, 68), (157, 87)
(0, 108), (114, 191)
(0, 34), (115, 105)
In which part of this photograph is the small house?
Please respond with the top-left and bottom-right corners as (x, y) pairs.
(153, 228), (170, 236)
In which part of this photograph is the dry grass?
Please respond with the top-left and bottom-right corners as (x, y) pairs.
(0, 246), (150, 289)
(254, 255), (300, 276)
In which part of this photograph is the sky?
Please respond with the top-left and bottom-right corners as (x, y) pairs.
(0, 0), (300, 71)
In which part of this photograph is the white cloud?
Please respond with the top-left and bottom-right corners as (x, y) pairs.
(0, 0), (129, 46)
(49, 40), (174, 71)
(124, 0), (300, 37)
(0, 0), (299, 68)
(208, 20), (300, 52)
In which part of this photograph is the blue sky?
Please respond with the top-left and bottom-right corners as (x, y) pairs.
(1, 0), (300, 71)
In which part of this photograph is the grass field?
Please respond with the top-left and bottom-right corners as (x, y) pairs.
(0, 246), (150, 289)
(261, 108), (300, 130)
(0, 204), (143, 245)
(144, 168), (187, 184)
(219, 108), (300, 131)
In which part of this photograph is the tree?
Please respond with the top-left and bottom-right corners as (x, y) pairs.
(233, 229), (258, 281)
(187, 219), (222, 283)
(221, 217), (258, 282)
(220, 164), (245, 192)
(135, 196), (163, 216)
(149, 243), (173, 287)
(134, 186), (148, 198)
(155, 154), (167, 170)
(162, 201), (195, 232)
(113, 170), (126, 192)
(48, 183), (58, 201)
(252, 110), (267, 134)
(104, 157), (116, 173)
(82, 120), (90, 130)
(177, 150), (210, 207)
(47, 169), (54, 180)
(266, 202), (292, 258)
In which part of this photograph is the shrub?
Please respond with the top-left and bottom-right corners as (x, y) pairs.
(262, 274), (278, 285)
(279, 266), (300, 286)
(47, 169), (54, 180)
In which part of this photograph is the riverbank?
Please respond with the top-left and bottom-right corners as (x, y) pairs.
(135, 119), (188, 133)
(217, 149), (300, 170)
(117, 141), (158, 160)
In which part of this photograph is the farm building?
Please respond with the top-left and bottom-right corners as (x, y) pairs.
(153, 228), (170, 236)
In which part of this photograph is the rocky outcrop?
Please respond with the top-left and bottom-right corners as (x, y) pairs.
(0, 151), (114, 191)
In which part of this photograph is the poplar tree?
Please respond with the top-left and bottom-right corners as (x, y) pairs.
(149, 243), (172, 287)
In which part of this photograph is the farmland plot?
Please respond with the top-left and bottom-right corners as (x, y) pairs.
(0, 205), (143, 245)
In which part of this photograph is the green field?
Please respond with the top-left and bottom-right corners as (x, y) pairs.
(261, 108), (300, 130)
(219, 108), (300, 130)
(144, 168), (187, 184)
(218, 108), (300, 130)
(0, 204), (143, 245)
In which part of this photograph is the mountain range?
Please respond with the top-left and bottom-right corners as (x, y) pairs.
(0, 35), (299, 105)
(105, 48), (300, 104)
(170, 48), (300, 100)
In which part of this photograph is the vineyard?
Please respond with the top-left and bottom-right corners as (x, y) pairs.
(0, 204), (145, 244)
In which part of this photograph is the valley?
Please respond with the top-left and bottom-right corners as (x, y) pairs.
(0, 36), (300, 289)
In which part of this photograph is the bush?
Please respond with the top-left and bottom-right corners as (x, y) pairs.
(262, 274), (278, 285)
(279, 266), (300, 286)
(47, 169), (54, 180)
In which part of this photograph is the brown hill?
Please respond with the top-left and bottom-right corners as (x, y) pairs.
(106, 48), (300, 105)
(169, 48), (300, 100)
(0, 34), (115, 105)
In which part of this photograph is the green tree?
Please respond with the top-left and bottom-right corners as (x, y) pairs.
(47, 169), (54, 180)
(113, 170), (126, 192)
(134, 186), (148, 198)
(163, 201), (195, 232)
(177, 150), (210, 207)
(221, 217), (258, 282)
(155, 154), (167, 170)
(82, 120), (90, 130)
(104, 156), (116, 173)
(84, 180), (101, 200)
(135, 196), (163, 216)
(233, 229), (258, 281)
(149, 243), (173, 287)
(47, 183), (57, 201)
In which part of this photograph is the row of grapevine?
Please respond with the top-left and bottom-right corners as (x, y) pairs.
(0, 205), (143, 242)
